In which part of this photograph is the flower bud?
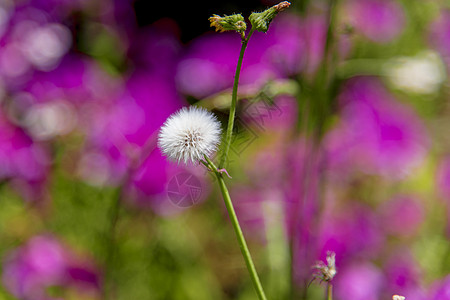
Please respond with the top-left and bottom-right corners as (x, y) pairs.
(249, 1), (291, 33)
(209, 14), (247, 35)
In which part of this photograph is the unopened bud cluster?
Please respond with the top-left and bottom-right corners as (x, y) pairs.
(209, 1), (291, 37)
(209, 14), (247, 35)
(249, 1), (291, 33)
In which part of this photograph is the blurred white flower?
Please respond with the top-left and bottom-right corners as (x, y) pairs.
(385, 51), (446, 95)
(22, 22), (72, 70)
(24, 101), (77, 140)
(77, 151), (113, 187)
(393, 295), (405, 300)
(158, 106), (222, 164)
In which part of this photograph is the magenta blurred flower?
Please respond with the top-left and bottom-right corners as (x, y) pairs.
(176, 31), (277, 98)
(378, 195), (424, 237)
(2, 235), (100, 300)
(264, 14), (306, 76)
(0, 6), (72, 87)
(285, 140), (324, 284)
(241, 95), (298, 133)
(298, 15), (327, 74)
(383, 249), (427, 300)
(126, 147), (210, 215)
(80, 71), (185, 187)
(9, 55), (122, 143)
(335, 262), (384, 300)
(318, 203), (384, 265)
(326, 77), (429, 178)
(429, 275), (450, 300)
(176, 13), (333, 99)
(24, 54), (120, 105)
(345, 0), (406, 43)
(0, 111), (49, 201)
(255, 13), (328, 76)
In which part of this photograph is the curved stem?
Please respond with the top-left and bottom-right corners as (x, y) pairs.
(219, 28), (255, 169)
(204, 156), (267, 300)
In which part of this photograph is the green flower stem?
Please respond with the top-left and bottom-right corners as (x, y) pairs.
(204, 155), (267, 300)
(219, 27), (255, 169)
(327, 283), (333, 300)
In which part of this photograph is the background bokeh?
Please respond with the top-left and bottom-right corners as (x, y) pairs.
(0, 0), (450, 299)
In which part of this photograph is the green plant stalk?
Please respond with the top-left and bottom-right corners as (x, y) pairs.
(204, 155), (267, 300)
(219, 27), (255, 169)
(327, 283), (333, 300)
(102, 139), (158, 299)
(103, 186), (123, 300)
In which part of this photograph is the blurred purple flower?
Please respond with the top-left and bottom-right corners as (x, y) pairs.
(299, 15), (327, 74)
(378, 195), (424, 237)
(24, 55), (120, 105)
(8, 55), (123, 143)
(334, 262), (384, 300)
(126, 147), (210, 215)
(80, 70), (185, 187)
(175, 13), (333, 99)
(239, 95), (298, 144)
(318, 202), (384, 265)
(2, 235), (100, 300)
(429, 275), (450, 300)
(345, 0), (405, 43)
(286, 139), (323, 284)
(0, 5), (72, 88)
(176, 31), (277, 99)
(264, 14), (306, 76)
(326, 77), (429, 178)
(79, 97), (141, 186)
(0, 112), (49, 201)
(383, 249), (427, 300)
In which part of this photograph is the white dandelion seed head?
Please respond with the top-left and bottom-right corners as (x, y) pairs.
(158, 106), (222, 164)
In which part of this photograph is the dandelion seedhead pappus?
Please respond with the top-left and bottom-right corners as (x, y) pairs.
(158, 106), (222, 165)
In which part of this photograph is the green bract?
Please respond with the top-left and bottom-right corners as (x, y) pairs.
(209, 14), (247, 35)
